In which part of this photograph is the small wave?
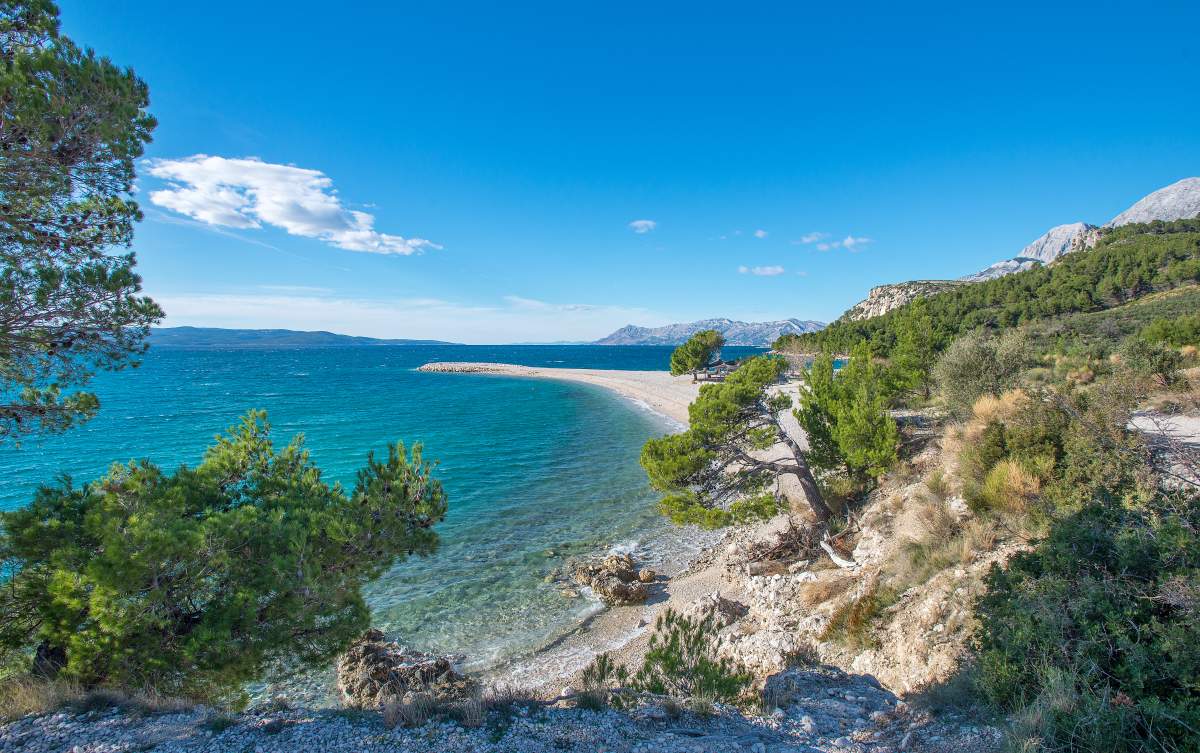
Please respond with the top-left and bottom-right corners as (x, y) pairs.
(606, 539), (640, 556)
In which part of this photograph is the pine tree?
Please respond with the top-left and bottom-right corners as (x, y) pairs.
(642, 356), (831, 524)
(0, 412), (447, 704)
(669, 330), (725, 382)
(1, 1), (162, 443)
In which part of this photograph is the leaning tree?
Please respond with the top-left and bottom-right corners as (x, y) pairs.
(641, 355), (831, 526)
(669, 329), (725, 382)
(1, 0), (162, 443)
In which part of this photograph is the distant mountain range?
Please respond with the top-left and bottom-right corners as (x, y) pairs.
(841, 177), (1200, 321)
(150, 327), (452, 349)
(594, 318), (825, 346)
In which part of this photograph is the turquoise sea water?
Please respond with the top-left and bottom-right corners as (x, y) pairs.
(0, 344), (763, 692)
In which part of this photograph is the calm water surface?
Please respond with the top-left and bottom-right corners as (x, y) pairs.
(0, 344), (764, 691)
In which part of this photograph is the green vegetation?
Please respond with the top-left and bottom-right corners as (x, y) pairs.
(797, 343), (899, 483)
(641, 355), (832, 524)
(975, 489), (1199, 752)
(1141, 311), (1200, 347)
(0, 0), (162, 443)
(579, 609), (752, 710)
(931, 330), (1033, 419)
(669, 329), (725, 381)
(0, 412), (447, 705)
(770, 215), (1200, 749)
(776, 219), (1200, 357)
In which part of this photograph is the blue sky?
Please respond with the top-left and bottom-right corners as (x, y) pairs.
(62, 1), (1200, 343)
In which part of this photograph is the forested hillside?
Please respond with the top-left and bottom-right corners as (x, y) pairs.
(777, 219), (1200, 355)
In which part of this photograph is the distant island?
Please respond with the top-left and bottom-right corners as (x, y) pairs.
(149, 327), (453, 349)
(594, 318), (825, 346)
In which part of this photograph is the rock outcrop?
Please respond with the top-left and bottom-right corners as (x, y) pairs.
(841, 280), (962, 321)
(682, 592), (749, 628)
(569, 553), (650, 605)
(336, 629), (473, 708)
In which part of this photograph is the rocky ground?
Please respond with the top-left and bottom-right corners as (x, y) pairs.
(0, 665), (999, 753)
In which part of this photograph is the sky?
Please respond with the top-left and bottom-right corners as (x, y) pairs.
(61, 0), (1200, 343)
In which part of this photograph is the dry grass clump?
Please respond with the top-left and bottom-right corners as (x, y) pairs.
(820, 578), (898, 650)
(942, 389), (1028, 459)
(798, 575), (854, 607)
(971, 389), (1028, 427)
(0, 676), (196, 722)
(382, 691), (437, 729)
(448, 692), (486, 728)
(979, 460), (1041, 514)
(896, 492), (959, 547)
(0, 676), (84, 721)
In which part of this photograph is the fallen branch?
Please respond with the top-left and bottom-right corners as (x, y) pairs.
(820, 538), (857, 569)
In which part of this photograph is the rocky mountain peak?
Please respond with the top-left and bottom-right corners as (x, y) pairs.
(1104, 177), (1200, 228)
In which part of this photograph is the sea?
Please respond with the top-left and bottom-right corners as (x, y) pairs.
(0, 344), (765, 698)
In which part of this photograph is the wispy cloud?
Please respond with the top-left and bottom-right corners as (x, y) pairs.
(816, 235), (872, 252)
(753, 228), (769, 239)
(144, 155), (440, 255)
(793, 231), (829, 245)
(153, 291), (672, 344)
(738, 265), (786, 276)
(628, 219), (657, 234)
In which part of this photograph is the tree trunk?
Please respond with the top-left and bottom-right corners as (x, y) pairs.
(779, 432), (831, 522)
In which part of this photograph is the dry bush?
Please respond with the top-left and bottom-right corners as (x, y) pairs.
(0, 676), (84, 721)
(971, 390), (1028, 427)
(449, 693), (485, 728)
(382, 691), (437, 729)
(1180, 345), (1198, 362)
(484, 683), (541, 713)
(980, 459), (1041, 514)
(798, 575), (854, 607)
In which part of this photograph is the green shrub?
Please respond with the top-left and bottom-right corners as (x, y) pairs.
(1118, 336), (1184, 387)
(0, 412), (447, 705)
(1141, 312), (1200, 347)
(934, 330), (1032, 418)
(631, 610), (751, 705)
(975, 494), (1200, 752)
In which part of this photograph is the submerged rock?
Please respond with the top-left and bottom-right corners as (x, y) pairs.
(335, 629), (473, 708)
(569, 553), (649, 605)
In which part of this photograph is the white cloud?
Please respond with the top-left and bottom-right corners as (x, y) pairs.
(144, 155), (440, 255)
(153, 291), (673, 344)
(794, 231), (829, 245)
(628, 219), (657, 234)
(753, 229), (768, 239)
(816, 235), (872, 252)
(738, 265), (786, 276)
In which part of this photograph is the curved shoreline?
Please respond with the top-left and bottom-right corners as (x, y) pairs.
(416, 362), (699, 426)
(418, 361), (779, 693)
